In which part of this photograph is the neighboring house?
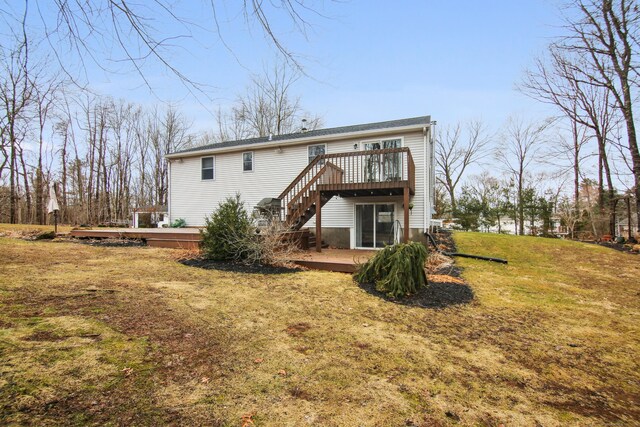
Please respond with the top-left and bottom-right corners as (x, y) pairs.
(166, 116), (436, 251)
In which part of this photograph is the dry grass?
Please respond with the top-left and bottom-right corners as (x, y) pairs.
(0, 223), (73, 238)
(0, 229), (638, 426)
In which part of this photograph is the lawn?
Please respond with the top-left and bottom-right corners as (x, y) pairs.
(0, 227), (638, 426)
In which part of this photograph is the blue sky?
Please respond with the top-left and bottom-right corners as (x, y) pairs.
(37, 1), (570, 133)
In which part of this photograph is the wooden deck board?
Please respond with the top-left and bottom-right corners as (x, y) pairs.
(69, 228), (201, 248)
(292, 249), (375, 273)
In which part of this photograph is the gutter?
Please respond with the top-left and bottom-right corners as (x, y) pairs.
(165, 123), (428, 160)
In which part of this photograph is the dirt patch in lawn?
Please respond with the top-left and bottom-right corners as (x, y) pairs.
(180, 257), (301, 274)
(2, 283), (230, 426)
(285, 322), (312, 337)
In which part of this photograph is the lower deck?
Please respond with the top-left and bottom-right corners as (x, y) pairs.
(68, 228), (376, 272)
(69, 228), (202, 250)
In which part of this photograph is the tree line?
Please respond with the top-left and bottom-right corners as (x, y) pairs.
(436, 0), (639, 239)
(0, 30), (316, 226)
(0, 0), (324, 226)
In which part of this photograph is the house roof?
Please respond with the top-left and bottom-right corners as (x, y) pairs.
(167, 115), (431, 158)
(134, 205), (168, 212)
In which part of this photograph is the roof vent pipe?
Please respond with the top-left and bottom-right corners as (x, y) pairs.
(301, 118), (308, 133)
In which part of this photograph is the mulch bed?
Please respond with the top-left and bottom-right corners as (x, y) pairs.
(588, 240), (639, 255)
(358, 280), (474, 309)
(357, 230), (475, 309)
(69, 237), (147, 247)
(180, 257), (301, 275)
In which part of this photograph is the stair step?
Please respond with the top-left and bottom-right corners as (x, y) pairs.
(146, 238), (200, 249)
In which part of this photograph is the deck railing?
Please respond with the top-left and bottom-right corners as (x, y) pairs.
(278, 147), (415, 223)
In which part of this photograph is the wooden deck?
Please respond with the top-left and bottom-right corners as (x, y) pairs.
(292, 249), (376, 273)
(278, 147), (415, 251)
(69, 228), (375, 273)
(69, 228), (201, 250)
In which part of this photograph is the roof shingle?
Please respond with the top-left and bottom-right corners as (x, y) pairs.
(169, 115), (431, 156)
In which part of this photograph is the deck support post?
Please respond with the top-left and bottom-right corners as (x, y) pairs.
(403, 186), (410, 243)
(316, 191), (322, 252)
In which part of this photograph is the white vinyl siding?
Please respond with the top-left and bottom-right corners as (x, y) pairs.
(169, 130), (430, 238)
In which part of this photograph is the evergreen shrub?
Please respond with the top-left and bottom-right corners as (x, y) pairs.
(201, 194), (252, 261)
(354, 241), (429, 298)
(170, 218), (187, 228)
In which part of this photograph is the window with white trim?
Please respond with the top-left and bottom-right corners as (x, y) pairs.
(201, 157), (214, 180)
(308, 144), (326, 164)
(242, 152), (254, 172)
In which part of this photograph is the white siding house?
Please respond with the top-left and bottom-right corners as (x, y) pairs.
(166, 116), (435, 249)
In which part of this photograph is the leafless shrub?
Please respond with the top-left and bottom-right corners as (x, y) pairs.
(425, 252), (454, 274)
(224, 217), (301, 268)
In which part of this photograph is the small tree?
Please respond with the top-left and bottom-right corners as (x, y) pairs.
(455, 188), (483, 231)
(557, 196), (583, 239)
(201, 194), (252, 261)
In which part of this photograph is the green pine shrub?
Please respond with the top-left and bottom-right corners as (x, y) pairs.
(170, 218), (187, 228)
(201, 194), (252, 261)
(354, 241), (429, 298)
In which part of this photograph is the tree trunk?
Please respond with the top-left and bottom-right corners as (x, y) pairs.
(517, 170), (524, 236)
(61, 134), (68, 223)
(9, 136), (16, 224)
(35, 167), (43, 225)
(19, 149), (31, 223)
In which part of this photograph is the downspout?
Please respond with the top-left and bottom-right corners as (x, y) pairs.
(423, 126), (428, 232)
(429, 121), (436, 230)
(423, 121), (435, 233)
(167, 159), (172, 225)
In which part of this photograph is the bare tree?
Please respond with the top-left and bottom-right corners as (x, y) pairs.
(559, 0), (640, 233)
(215, 63), (322, 141)
(0, 29), (37, 223)
(521, 46), (619, 234)
(149, 107), (194, 206)
(435, 120), (492, 214)
(496, 117), (552, 235)
(7, 1), (330, 96)
(557, 195), (585, 238)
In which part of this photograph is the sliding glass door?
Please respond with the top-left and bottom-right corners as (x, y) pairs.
(355, 204), (395, 248)
(362, 139), (402, 182)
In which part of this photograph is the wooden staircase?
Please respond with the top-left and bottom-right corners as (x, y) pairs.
(307, 231), (329, 249)
(279, 161), (344, 230)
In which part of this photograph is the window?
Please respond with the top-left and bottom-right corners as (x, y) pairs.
(242, 152), (254, 172)
(308, 144), (326, 164)
(201, 157), (214, 180)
